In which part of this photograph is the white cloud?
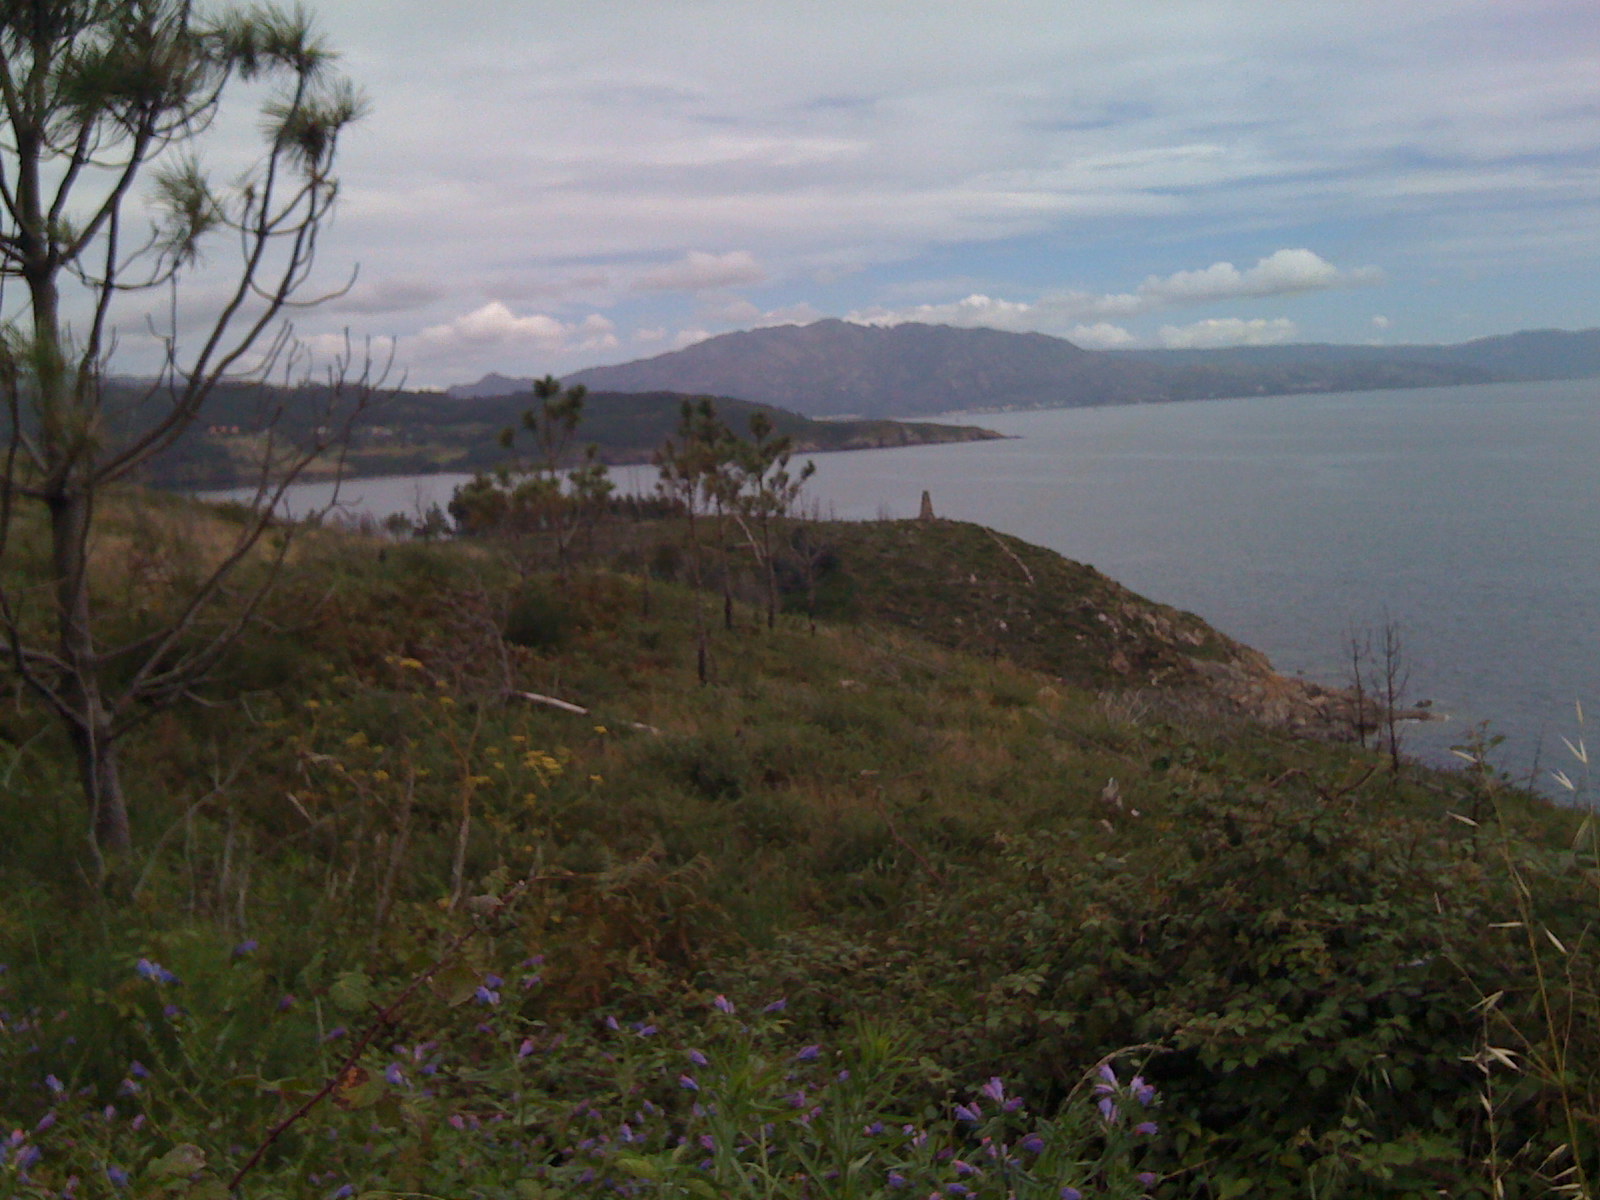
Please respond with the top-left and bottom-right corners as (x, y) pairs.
(1158, 317), (1299, 348)
(1068, 322), (1137, 348)
(673, 328), (713, 349)
(1138, 249), (1382, 306)
(849, 250), (1380, 335)
(634, 251), (767, 292)
(1371, 314), (1391, 329)
(414, 303), (619, 356)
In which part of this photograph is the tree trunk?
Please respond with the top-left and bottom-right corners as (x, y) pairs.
(50, 489), (132, 855)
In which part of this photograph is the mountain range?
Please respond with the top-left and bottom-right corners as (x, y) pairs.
(448, 322), (1600, 418)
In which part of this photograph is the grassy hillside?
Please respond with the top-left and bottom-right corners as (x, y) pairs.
(1, 495), (1595, 1199)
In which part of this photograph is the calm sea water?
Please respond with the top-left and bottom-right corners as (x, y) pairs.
(222, 377), (1600, 789)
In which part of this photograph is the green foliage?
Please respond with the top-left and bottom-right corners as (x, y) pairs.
(1, 505), (1596, 1197)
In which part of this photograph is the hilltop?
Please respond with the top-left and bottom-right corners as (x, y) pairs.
(1, 496), (1592, 1197)
(140, 379), (999, 490)
(546, 319), (1600, 418)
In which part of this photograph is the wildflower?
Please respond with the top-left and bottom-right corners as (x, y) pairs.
(1135, 1121), (1159, 1136)
(887, 1171), (908, 1189)
(232, 939), (258, 958)
(1094, 1064), (1117, 1092)
(276, 994), (296, 1011)
(106, 1165), (130, 1188)
(518, 1038), (536, 1058)
(322, 1026), (347, 1042)
(483, 973), (504, 989)
(837, 1069), (851, 1082)
(1098, 1096), (1117, 1123)
(864, 1120), (884, 1135)
(1020, 1134), (1046, 1154)
(1004, 1096), (1025, 1112)
(980, 1077), (1006, 1104)
(678, 1075), (699, 1092)
(633, 1023), (657, 1037)
(163, 1004), (182, 1019)
(699, 1134), (715, 1152)
(688, 1049), (709, 1066)
(332, 1186), (354, 1199)
(762, 998), (787, 1013)
(128, 1061), (150, 1079)
(1130, 1075), (1157, 1106)
(34, 1113), (55, 1132)
(605, 1016), (620, 1031)
(1061, 1190), (1083, 1200)
(102, 1106), (115, 1121)
(795, 1044), (821, 1062)
(953, 1103), (982, 1124)
(1137, 1172), (1159, 1188)
(44, 1074), (64, 1095)
(952, 1159), (977, 1177)
(713, 994), (735, 1014)
(946, 1185), (971, 1198)
(384, 1063), (406, 1087)
(474, 985), (500, 1006)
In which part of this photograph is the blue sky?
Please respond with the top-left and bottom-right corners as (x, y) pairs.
(137, 0), (1600, 387)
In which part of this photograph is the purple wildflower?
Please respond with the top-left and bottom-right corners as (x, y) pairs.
(1097, 1064), (1117, 1087)
(276, 994), (296, 1011)
(698, 1134), (715, 1152)
(605, 1016), (620, 1031)
(980, 1077), (1006, 1104)
(1135, 1121), (1159, 1136)
(946, 1185), (971, 1198)
(384, 1063), (406, 1087)
(18, 1144), (41, 1170)
(865, 1120), (884, 1135)
(44, 1074), (64, 1095)
(952, 1159), (977, 1177)
(483, 974), (504, 989)
(633, 1023), (657, 1037)
(886, 1171), (908, 1188)
(34, 1113), (55, 1132)
(1131, 1076), (1158, 1106)
(332, 1186), (354, 1199)
(762, 998), (787, 1013)
(837, 1069), (851, 1082)
(232, 940), (258, 957)
(1137, 1172), (1159, 1188)
(953, 1103), (982, 1123)
(688, 1049), (709, 1066)
(1020, 1134), (1046, 1154)
(106, 1165), (130, 1188)
(518, 1038), (536, 1058)
(678, 1075), (699, 1092)
(128, 1061), (150, 1079)
(713, 994), (735, 1014)
(795, 1044), (821, 1062)
(1004, 1096), (1025, 1112)
(1098, 1096), (1117, 1123)
(473, 985), (500, 1006)
(322, 1026), (347, 1042)
(1061, 1190), (1083, 1200)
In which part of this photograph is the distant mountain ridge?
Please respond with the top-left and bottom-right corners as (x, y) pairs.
(451, 321), (1600, 418)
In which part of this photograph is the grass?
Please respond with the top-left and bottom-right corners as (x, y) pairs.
(0, 494), (1595, 1197)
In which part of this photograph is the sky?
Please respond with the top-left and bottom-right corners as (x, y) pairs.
(117, 0), (1600, 388)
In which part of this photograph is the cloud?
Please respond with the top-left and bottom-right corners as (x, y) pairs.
(1158, 317), (1299, 349)
(634, 251), (767, 292)
(1137, 249), (1383, 307)
(673, 328), (714, 349)
(848, 250), (1380, 336)
(414, 303), (619, 356)
(1067, 322), (1137, 348)
(330, 276), (447, 316)
(1371, 314), (1391, 329)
